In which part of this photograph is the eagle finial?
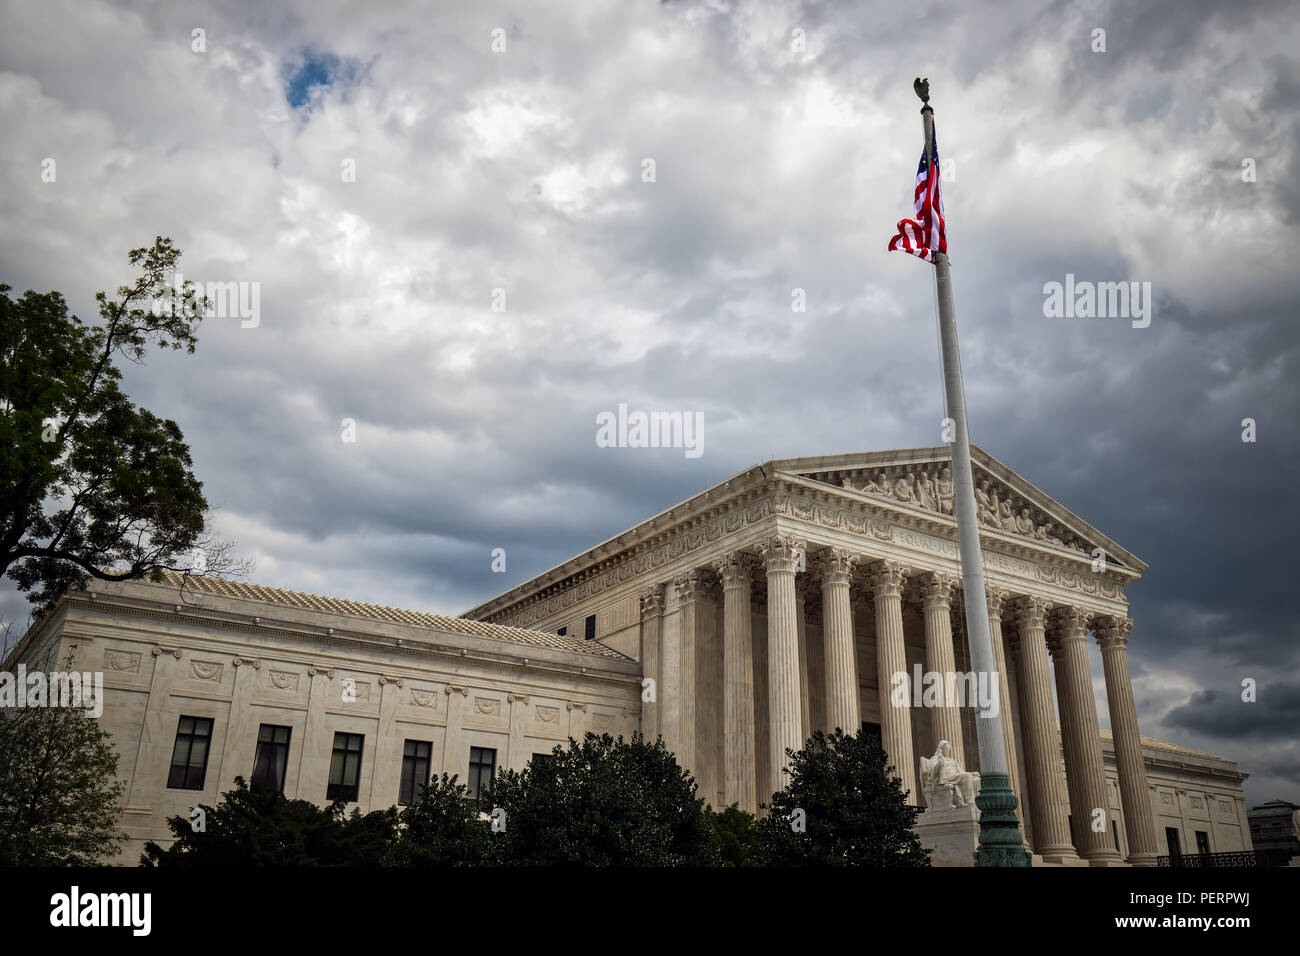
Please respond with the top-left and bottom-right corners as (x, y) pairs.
(913, 77), (930, 105)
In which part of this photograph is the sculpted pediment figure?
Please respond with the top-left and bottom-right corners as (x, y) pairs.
(916, 471), (938, 511)
(786, 448), (1136, 572)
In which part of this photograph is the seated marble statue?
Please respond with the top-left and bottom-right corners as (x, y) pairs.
(920, 740), (981, 810)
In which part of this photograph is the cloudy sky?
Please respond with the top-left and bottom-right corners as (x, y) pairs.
(2, 0), (1297, 809)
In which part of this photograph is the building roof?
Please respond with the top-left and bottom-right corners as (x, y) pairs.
(1249, 799), (1300, 812)
(148, 571), (632, 662)
(1098, 727), (1224, 761)
(461, 444), (1144, 622)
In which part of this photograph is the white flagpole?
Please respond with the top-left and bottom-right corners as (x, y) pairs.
(917, 85), (1029, 866)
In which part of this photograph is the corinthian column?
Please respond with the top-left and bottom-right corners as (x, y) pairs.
(1011, 596), (1078, 862)
(985, 586), (1023, 831)
(639, 587), (665, 743)
(1049, 605), (1122, 865)
(872, 560), (917, 804)
(795, 574), (815, 738)
(921, 572), (963, 761)
(672, 572), (704, 776)
(820, 548), (860, 735)
(1096, 616), (1159, 866)
(713, 552), (757, 814)
(760, 534), (805, 806)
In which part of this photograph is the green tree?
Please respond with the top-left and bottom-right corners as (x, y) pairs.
(141, 777), (399, 866)
(0, 693), (126, 865)
(709, 803), (761, 867)
(0, 237), (239, 617)
(490, 733), (720, 866)
(756, 729), (930, 866)
(386, 773), (496, 866)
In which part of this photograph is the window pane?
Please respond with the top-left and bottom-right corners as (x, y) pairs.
(252, 747), (272, 788)
(168, 715), (212, 790)
(272, 747), (288, 790)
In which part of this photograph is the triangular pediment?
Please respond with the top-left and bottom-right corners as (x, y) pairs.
(770, 446), (1144, 573)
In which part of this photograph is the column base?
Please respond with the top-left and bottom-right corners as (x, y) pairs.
(1126, 852), (1159, 867)
(1032, 853), (1091, 867)
(1038, 847), (1085, 865)
(1083, 846), (1126, 866)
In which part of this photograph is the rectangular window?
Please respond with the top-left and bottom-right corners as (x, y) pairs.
(1166, 826), (1182, 857)
(557, 626), (567, 636)
(167, 715), (214, 790)
(468, 746), (497, 800)
(584, 614), (596, 641)
(251, 724), (292, 793)
(399, 739), (432, 805)
(327, 732), (364, 802)
(1196, 830), (1211, 855)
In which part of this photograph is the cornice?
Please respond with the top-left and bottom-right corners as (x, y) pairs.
(486, 483), (1132, 628)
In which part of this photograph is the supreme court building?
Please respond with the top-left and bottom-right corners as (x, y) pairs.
(4, 446), (1253, 865)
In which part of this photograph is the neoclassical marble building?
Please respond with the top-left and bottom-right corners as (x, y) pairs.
(2, 446), (1253, 865)
(462, 446), (1251, 865)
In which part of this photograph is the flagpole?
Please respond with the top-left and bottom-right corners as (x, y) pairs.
(918, 86), (1031, 867)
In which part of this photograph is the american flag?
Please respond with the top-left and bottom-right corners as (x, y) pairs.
(888, 126), (946, 262)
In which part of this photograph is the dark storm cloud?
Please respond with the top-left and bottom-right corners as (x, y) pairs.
(1, 0), (1296, 804)
(1164, 683), (1300, 739)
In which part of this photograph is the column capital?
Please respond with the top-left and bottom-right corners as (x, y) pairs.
(713, 551), (756, 589)
(868, 559), (909, 597)
(1094, 615), (1134, 650)
(1011, 594), (1051, 629)
(1050, 604), (1093, 636)
(985, 585), (1010, 620)
(673, 571), (708, 604)
(640, 587), (665, 619)
(759, 534), (806, 574)
(817, 547), (859, 586)
(921, 571), (958, 610)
